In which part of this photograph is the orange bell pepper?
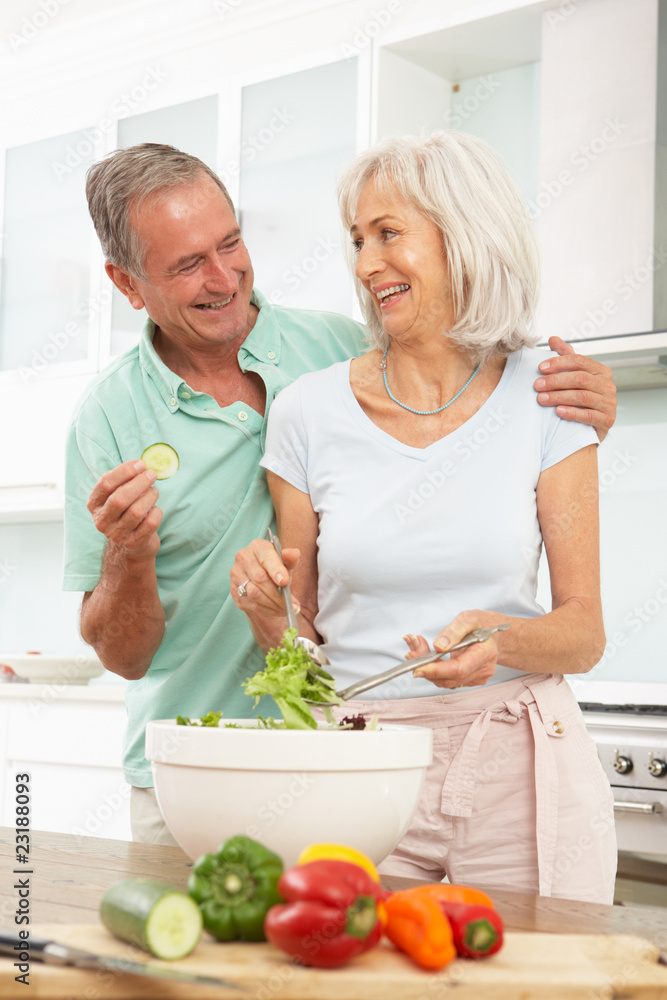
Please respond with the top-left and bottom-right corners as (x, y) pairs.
(384, 888), (457, 970)
(420, 883), (494, 909)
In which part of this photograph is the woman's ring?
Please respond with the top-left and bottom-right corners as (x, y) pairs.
(237, 579), (251, 598)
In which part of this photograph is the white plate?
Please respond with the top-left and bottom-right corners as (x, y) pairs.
(0, 655), (104, 685)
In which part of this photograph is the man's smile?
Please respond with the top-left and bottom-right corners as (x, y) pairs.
(195, 293), (235, 310)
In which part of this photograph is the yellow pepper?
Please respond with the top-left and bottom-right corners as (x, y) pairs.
(296, 843), (381, 883)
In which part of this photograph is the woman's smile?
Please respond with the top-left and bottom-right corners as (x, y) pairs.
(351, 180), (456, 341)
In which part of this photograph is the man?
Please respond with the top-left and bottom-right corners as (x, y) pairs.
(64, 143), (617, 844)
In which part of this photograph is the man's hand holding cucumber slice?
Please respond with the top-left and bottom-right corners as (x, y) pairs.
(83, 459), (165, 680)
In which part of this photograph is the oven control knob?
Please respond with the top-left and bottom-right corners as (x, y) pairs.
(648, 753), (667, 778)
(613, 751), (633, 774)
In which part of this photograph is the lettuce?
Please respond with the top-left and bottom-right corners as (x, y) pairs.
(242, 629), (342, 729)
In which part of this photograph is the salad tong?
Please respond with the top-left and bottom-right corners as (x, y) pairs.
(267, 529), (332, 668)
(305, 624), (511, 706)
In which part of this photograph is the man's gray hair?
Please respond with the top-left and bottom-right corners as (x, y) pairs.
(337, 131), (540, 362)
(86, 143), (236, 279)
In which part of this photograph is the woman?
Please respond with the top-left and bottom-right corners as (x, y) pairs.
(231, 132), (616, 903)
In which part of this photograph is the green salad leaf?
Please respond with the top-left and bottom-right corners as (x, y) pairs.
(177, 711), (224, 727)
(242, 629), (342, 729)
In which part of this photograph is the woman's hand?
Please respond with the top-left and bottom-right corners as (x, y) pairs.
(404, 610), (506, 689)
(230, 539), (301, 618)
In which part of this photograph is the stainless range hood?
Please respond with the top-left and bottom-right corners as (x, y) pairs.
(579, 330), (667, 390)
(539, 331), (667, 390)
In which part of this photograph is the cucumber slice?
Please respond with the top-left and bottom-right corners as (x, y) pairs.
(141, 442), (179, 480)
(100, 878), (202, 960)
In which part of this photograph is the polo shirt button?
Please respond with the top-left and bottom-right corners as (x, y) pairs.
(170, 397), (177, 406)
(238, 410), (248, 421)
(267, 351), (276, 360)
(181, 391), (191, 399)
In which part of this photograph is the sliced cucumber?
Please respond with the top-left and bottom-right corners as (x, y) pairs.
(100, 878), (202, 960)
(141, 442), (179, 480)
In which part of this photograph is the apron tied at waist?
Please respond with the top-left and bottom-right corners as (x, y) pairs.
(439, 675), (564, 896)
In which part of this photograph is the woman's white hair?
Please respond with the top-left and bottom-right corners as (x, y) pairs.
(337, 131), (541, 362)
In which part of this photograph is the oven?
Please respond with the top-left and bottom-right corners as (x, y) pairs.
(576, 682), (667, 858)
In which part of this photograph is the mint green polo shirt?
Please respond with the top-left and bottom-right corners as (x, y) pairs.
(63, 290), (365, 786)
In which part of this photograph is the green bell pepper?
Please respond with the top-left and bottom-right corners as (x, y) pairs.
(187, 835), (283, 941)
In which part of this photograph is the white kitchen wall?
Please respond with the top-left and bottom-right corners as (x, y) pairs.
(535, 386), (667, 687)
(0, 522), (92, 656)
(595, 387), (667, 684)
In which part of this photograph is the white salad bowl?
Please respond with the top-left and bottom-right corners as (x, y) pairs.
(145, 720), (432, 867)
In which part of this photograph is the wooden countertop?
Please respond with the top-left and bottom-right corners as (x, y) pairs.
(2, 828), (667, 951)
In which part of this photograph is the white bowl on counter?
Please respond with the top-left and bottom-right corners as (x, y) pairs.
(0, 654), (104, 685)
(146, 719), (432, 867)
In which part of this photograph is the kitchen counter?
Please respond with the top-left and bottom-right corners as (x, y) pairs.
(1, 828), (666, 941)
(2, 830), (667, 998)
(0, 682), (126, 703)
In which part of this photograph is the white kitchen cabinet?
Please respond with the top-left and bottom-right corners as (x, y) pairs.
(109, 94), (221, 358)
(238, 58), (359, 316)
(374, 7), (542, 205)
(0, 684), (131, 841)
(0, 129), (100, 376)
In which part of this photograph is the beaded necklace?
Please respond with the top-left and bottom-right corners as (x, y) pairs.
(380, 345), (481, 415)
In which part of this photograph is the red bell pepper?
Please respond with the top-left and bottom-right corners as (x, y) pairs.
(264, 859), (384, 968)
(437, 901), (504, 958)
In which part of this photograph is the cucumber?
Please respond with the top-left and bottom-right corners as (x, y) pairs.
(100, 878), (202, 960)
(141, 442), (179, 480)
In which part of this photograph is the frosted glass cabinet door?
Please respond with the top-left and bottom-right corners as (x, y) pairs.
(0, 130), (99, 373)
(110, 95), (219, 356)
(239, 59), (358, 316)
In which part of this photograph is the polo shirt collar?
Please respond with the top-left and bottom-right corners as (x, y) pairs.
(238, 289), (282, 367)
(138, 319), (187, 412)
(138, 289), (281, 412)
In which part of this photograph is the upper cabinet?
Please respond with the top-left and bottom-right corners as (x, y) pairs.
(239, 58), (358, 318)
(0, 130), (100, 378)
(1, 0), (666, 514)
(109, 95), (220, 357)
(375, 5), (542, 210)
(372, 1), (667, 389)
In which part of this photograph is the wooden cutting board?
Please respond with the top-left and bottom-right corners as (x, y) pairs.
(2, 924), (667, 999)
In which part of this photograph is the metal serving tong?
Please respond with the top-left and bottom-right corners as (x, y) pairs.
(267, 528), (332, 668)
(305, 624), (511, 706)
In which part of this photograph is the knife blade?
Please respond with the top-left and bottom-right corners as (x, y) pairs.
(0, 931), (246, 991)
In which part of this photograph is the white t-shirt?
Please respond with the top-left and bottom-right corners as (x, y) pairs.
(260, 347), (598, 699)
